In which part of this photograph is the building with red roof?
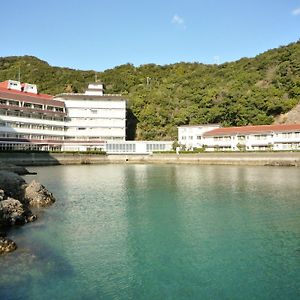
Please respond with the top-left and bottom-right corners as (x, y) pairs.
(0, 79), (125, 151)
(178, 123), (300, 151)
(0, 80), (66, 151)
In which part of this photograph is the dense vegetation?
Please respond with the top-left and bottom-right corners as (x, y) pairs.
(1, 40), (300, 140)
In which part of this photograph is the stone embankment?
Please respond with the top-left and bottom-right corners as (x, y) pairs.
(0, 164), (55, 255)
(1, 152), (300, 167)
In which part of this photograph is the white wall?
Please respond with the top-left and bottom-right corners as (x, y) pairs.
(178, 125), (220, 149)
(105, 141), (173, 154)
(60, 97), (126, 141)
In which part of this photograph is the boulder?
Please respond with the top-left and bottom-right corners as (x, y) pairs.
(0, 197), (37, 226)
(0, 236), (17, 254)
(24, 180), (56, 207)
(0, 171), (26, 200)
(0, 198), (26, 226)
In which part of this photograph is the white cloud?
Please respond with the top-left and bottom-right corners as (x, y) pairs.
(292, 7), (300, 15)
(172, 14), (185, 26)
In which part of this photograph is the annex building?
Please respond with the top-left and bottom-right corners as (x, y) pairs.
(178, 124), (300, 151)
(0, 80), (172, 154)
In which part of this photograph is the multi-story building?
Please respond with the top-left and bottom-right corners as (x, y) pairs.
(54, 82), (126, 151)
(0, 80), (66, 151)
(0, 80), (126, 151)
(178, 124), (300, 151)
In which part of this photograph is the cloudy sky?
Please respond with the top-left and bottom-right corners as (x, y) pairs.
(1, 0), (300, 71)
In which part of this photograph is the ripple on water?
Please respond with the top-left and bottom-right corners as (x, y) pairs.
(1, 164), (300, 300)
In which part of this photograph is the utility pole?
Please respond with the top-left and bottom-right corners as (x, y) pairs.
(213, 56), (220, 65)
(18, 67), (21, 82)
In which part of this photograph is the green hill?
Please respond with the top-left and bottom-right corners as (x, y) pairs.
(1, 40), (300, 140)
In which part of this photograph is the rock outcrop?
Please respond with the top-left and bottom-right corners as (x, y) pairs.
(0, 234), (17, 254)
(0, 171), (27, 200)
(0, 164), (55, 255)
(24, 180), (56, 207)
(0, 198), (37, 226)
(0, 162), (32, 175)
(274, 103), (300, 125)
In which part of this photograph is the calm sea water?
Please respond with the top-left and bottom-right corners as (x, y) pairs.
(0, 164), (300, 300)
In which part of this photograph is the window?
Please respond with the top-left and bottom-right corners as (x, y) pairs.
(213, 136), (231, 141)
(254, 134), (267, 140)
(281, 132), (292, 138)
(8, 100), (19, 106)
(33, 104), (43, 110)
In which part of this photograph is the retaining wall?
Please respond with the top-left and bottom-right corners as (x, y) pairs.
(0, 152), (300, 166)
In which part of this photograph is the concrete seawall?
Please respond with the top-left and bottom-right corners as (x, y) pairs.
(0, 152), (300, 166)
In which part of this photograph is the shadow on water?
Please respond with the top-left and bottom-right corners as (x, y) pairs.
(0, 227), (75, 300)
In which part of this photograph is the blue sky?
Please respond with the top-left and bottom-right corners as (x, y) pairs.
(1, 0), (300, 71)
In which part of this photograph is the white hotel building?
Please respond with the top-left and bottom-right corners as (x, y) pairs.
(0, 80), (66, 151)
(178, 124), (300, 151)
(0, 80), (172, 154)
(54, 82), (126, 151)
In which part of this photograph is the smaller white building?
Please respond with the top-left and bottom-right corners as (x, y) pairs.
(178, 124), (220, 149)
(178, 124), (300, 151)
(203, 124), (300, 151)
(105, 141), (173, 154)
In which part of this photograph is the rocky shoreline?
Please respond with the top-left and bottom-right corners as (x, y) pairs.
(0, 163), (55, 255)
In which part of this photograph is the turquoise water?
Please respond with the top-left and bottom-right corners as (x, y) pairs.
(0, 164), (300, 300)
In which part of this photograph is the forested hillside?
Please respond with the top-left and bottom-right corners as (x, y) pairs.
(1, 40), (300, 140)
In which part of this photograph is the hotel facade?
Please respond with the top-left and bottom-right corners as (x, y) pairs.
(0, 80), (66, 151)
(178, 124), (300, 151)
(0, 80), (172, 154)
(54, 82), (126, 151)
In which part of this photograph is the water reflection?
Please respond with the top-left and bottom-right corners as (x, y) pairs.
(0, 165), (299, 299)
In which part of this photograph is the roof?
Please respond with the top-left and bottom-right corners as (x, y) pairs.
(0, 86), (65, 107)
(204, 124), (300, 136)
(0, 81), (9, 89)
